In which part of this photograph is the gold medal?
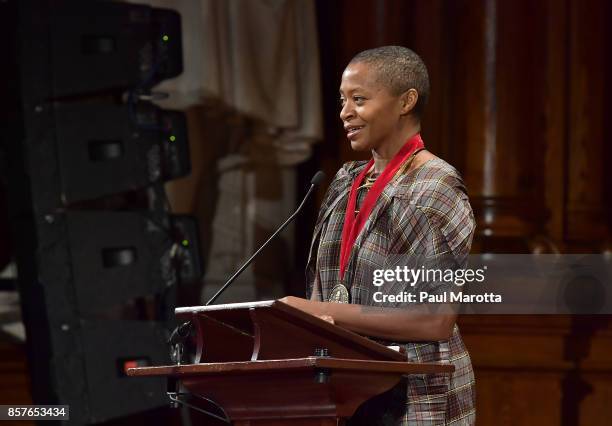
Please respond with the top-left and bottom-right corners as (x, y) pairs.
(329, 284), (350, 303)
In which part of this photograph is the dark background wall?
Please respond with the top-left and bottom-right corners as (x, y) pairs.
(306, 0), (610, 253)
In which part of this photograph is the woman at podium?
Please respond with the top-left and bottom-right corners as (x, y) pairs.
(280, 46), (476, 425)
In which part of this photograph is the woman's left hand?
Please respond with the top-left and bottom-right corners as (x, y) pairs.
(278, 295), (317, 313)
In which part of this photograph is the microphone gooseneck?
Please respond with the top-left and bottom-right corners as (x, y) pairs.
(205, 170), (326, 306)
(167, 171), (326, 347)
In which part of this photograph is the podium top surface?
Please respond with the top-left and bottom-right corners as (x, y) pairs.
(175, 300), (277, 314)
(128, 357), (455, 378)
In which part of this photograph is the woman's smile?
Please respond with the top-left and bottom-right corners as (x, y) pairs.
(345, 124), (365, 140)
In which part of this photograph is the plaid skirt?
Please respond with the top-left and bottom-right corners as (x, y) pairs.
(347, 326), (476, 425)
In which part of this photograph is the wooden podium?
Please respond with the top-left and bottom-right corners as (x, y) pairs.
(128, 300), (453, 425)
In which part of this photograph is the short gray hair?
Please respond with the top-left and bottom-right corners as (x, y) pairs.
(349, 46), (430, 118)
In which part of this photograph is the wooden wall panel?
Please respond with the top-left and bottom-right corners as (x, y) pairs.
(565, 0), (607, 244)
(475, 371), (563, 425)
(460, 315), (612, 425)
(406, 0), (451, 158)
(444, 0), (490, 193)
(580, 377), (612, 426)
(543, 0), (569, 246)
(495, 0), (548, 200)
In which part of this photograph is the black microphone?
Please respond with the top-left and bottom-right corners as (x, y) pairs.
(310, 170), (325, 187)
(167, 171), (326, 345)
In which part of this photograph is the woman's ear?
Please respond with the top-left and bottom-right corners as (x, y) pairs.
(400, 89), (418, 115)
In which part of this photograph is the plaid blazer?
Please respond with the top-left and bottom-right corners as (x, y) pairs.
(306, 159), (476, 425)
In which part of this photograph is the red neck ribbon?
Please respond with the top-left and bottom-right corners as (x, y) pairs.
(339, 133), (425, 280)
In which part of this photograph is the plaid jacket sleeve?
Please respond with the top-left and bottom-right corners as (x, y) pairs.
(389, 172), (475, 267)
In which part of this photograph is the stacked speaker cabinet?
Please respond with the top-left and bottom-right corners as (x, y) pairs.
(1, 0), (201, 423)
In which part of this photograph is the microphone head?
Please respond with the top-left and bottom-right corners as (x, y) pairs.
(311, 171), (326, 186)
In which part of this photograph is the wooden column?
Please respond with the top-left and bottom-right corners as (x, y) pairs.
(445, 0), (554, 253)
(564, 0), (608, 249)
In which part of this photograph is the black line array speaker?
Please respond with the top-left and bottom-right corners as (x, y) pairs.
(55, 102), (190, 203)
(1, 0), (202, 424)
(49, 0), (182, 97)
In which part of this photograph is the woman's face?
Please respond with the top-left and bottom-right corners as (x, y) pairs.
(339, 61), (404, 152)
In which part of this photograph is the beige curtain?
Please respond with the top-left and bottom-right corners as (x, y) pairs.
(128, 0), (323, 302)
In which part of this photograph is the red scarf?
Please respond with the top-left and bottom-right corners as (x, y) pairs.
(339, 134), (424, 280)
